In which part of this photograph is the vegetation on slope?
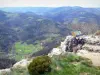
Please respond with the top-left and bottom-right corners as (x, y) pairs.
(10, 54), (100, 75)
(0, 24), (18, 53)
(12, 42), (43, 61)
(45, 54), (100, 75)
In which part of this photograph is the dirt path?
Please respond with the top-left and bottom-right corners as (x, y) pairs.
(77, 52), (100, 66)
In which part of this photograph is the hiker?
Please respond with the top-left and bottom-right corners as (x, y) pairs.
(70, 37), (85, 53)
(65, 36), (86, 53)
(65, 37), (78, 52)
(71, 37), (79, 53)
(73, 37), (86, 53)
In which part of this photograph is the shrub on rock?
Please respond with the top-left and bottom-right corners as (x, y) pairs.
(28, 55), (51, 75)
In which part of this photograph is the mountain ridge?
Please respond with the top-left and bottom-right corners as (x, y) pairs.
(0, 6), (100, 57)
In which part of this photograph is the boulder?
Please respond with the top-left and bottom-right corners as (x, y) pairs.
(82, 44), (100, 52)
(0, 68), (11, 75)
(48, 48), (62, 57)
(12, 59), (31, 70)
(48, 35), (73, 57)
(83, 35), (100, 45)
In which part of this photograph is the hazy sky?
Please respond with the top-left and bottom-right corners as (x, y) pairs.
(0, 0), (100, 7)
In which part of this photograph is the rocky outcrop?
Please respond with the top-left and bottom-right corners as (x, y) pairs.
(49, 34), (100, 66)
(81, 35), (100, 45)
(48, 35), (73, 57)
(82, 44), (100, 52)
(49, 35), (100, 56)
(0, 59), (32, 75)
(12, 59), (31, 69)
(0, 68), (11, 75)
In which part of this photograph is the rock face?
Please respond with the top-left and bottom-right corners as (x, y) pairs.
(60, 35), (74, 51)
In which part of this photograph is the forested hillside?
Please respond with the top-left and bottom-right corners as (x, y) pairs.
(0, 7), (100, 60)
(0, 10), (65, 59)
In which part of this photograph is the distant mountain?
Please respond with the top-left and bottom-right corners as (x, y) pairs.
(0, 10), (64, 52)
(0, 7), (100, 53)
(0, 7), (53, 15)
(44, 7), (100, 22)
(43, 7), (100, 33)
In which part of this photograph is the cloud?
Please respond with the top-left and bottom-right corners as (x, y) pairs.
(0, 0), (100, 7)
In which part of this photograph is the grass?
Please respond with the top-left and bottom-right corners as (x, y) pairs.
(12, 42), (43, 61)
(45, 53), (100, 75)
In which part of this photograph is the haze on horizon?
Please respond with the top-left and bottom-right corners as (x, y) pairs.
(0, 0), (100, 8)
